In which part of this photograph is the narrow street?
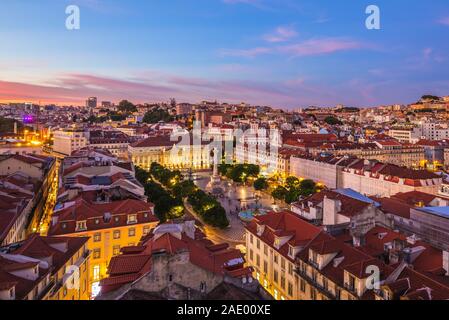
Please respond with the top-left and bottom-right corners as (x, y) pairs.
(34, 158), (60, 235)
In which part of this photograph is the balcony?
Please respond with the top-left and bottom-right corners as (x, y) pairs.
(308, 259), (319, 269)
(296, 267), (336, 300)
(344, 282), (356, 294)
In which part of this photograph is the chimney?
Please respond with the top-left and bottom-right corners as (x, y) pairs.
(352, 233), (366, 247)
(323, 196), (341, 226)
(51, 216), (59, 226)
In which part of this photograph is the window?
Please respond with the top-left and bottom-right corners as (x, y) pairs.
(93, 265), (100, 281)
(288, 282), (293, 297)
(281, 258), (286, 270)
(263, 244), (268, 256)
(256, 254), (260, 267)
(250, 234), (254, 244)
(311, 289), (317, 300)
(128, 228), (136, 237)
(300, 279), (306, 293)
(76, 220), (87, 231)
(169, 274), (173, 282)
(143, 226), (150, 235)
(281, 276), (286, 289)
(63, 286), (67, 297)
(274, 254), (278, 264)
(336, 288), (341, 300)
(310, 250), (318, 265)
(93, 249), (101, 259)
(288, 263), (293, 276)
(263, 261), (268, 274)
(93, 232), (101, 242)
(249, 249), (253, 261)
(113, 230), (121, 239)
(127, 214), (137, 224)
(274, 270), (279, 283)
(347, 275), (356, 291)
(113, 246), (121, 256)
(256, 239), (260, 249)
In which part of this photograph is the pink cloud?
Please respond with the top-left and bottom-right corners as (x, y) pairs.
(263, 26), (298, 43)
(279, 38), (365, 57)
(220, 37), (367, 59)
(219, 47), (272, 58)
(1, 70), (434, 109)
(438, 17), (449, 26)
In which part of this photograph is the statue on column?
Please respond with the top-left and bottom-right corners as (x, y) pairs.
(206, 147), (226, 195)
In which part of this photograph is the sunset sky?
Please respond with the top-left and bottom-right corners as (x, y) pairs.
(0, 0), (448, 108)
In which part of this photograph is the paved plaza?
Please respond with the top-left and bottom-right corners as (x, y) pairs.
(189, 171), (282, 246)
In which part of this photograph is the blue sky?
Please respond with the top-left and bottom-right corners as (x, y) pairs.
(0, 0), (448, 108)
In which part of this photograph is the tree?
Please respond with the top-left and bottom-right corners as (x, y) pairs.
(272, 186), (288, 202)
(286, 176), (300, 189)
(170, 98), (177, 109)
(187, 190), (229, 229)
(421, 95), (440, 101)
(108, 112), (127, 121)
(324, 116), (343, 125)
(285, 188), (301, 204)
(143, 108), (174, 124)
(203, 206), (229, 229)
(135, 166), (151, 185)
(218, 164), (232, 177)
(229, 165), (246, 183)
(173, 180), (197, 198)
(118, 100), (137, 113)
(254, 178), (269, 191)
(299, 179), (317, 197)
(245, 164), (260, 178)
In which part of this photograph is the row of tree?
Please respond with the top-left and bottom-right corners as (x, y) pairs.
(137, 163), (229, 229)
(135, 166), (184, 222)
(143, 108), (174, 124)
(218, 163), (260, 184)
(187, 190), (230, 229)
(271, 177), (320, 204)
(150, 163), (182, 188)
(252, 175), (321, 204)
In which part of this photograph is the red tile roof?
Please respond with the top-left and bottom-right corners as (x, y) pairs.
(48, 198), (157, 236)
(100, 222), (251, 295)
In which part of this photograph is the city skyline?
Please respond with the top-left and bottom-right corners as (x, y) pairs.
(0, 0), (449, 108)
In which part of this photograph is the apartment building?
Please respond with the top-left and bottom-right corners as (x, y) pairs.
(420, 122), (449, 141)
(246, 210), (449, 300)
(88, 130), (135, 160)
(312, 140), (425, 168)
(0, 234), (90, 300)
(388, 127), (421, 144)
(290, 155), (442, 197)
(53, 128), (89, 156)
(0, 154), (56, 245)
(98, 221), (261, 300)
(47, 198), (159, 297)
(129, 133), (212, 170)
